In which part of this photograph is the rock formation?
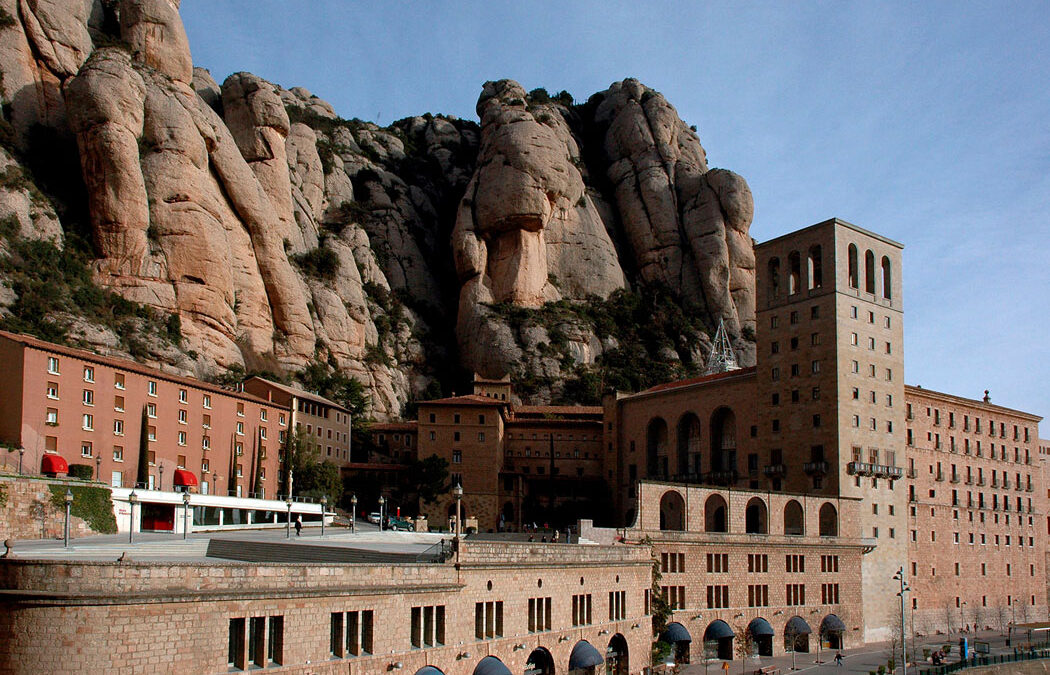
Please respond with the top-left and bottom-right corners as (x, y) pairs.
(0, 2), (756, 417)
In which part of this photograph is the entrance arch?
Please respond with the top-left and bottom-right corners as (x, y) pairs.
(748, 617), (774, 656)
(606, 633), (629, 675)
(785, 616), (812, 653)
(659, 490), (685, 531)
(784, 499), (804, 536)
(703, 620), (734, 660)
(819, 502), (838, 536)
(704, 494), (728, 533)
(474, 656), (511, 675)
(745, 497), (768, 534)
(524, 647), (554, 675)
(661, 622), (691, 665)
(676, 413), (701, 477)
(821, 614), (846, 650)
(568, 639), (604, 674)
(709, 408), (737, 481)
(647, 417), (669, 478)
(415, 668), (445, 675)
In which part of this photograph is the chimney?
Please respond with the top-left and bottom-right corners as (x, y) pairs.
(983, 390), (990, 403)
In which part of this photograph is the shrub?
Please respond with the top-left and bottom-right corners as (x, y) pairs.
(68, 464), (94, 480)
(292, 245), (340, 281)
(49, 484), (118, 534)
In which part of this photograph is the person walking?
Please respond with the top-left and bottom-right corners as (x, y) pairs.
(294, 515), (302, 536)
(835, 651), (843, 667)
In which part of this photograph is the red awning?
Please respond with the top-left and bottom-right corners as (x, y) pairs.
(40, 454), (68, 475)
(173, 469), (198, 487)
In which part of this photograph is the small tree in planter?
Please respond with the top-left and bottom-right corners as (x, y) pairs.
(734, 625), (755, 674)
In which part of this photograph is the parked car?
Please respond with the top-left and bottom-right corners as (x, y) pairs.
(388, 517), (412, 532)
(367, 512), (381, 524)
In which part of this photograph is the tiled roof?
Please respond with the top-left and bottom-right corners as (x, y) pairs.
(245, 376), (349, 412)
(641, 366), (756, 394)
(420, 394), (509, 407)
(368, 421), (418, 432)
(514, 405), (603, 416)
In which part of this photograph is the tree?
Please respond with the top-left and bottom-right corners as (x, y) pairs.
(734, 625), (755, 673)
(135, 404), (149, 488)
(648, 546), (674, 668)
(972, 605), (985, 632)
(995, 605), (1009, 634)
(296, 460), (341, 506)
(405, 454), (450, 506)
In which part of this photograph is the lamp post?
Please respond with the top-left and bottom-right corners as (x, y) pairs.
(894, 567), (910, 675)
(453, 484), (463, 540)
(128, 490), (138, 543)
(63, 489), (73, 548)
(285, 498), (293, 539)
(320, 496), (327, 538)
(378, 496), (385, 532)
(158, 463), (164, 491)
(18, 447), (24, 475)
(95, 455), (101, 482)
(350, 495), (357, 535)
(182, 492), (191, 540)
(960, 601), (967, 638)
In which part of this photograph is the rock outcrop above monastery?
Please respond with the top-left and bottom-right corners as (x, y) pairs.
(0, 1), (756, 416)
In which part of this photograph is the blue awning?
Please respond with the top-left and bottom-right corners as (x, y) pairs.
(473, 657), (511, 675)
(785, 616), (812, 635)
(569, 640), (605, 669)
(661, 622), (692, 643)
(415, 668), (445, 675)
(748, 617), (775, 637)
(821, 614), (846, 633)
(703, 620), (735, 641)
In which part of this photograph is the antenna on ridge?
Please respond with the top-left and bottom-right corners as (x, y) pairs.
(704, 319), (740, 375)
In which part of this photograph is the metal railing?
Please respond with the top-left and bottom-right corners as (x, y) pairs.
(920, 645), (1050, 674)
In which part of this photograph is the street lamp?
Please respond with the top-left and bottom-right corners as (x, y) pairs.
(378, 496), (385, 532)
(350, 494), (357, 534)
(158, 463), (164, 491)
(285, 497), (293, 539)
(95, 455), (101, 482)
(453, 484), (464, 540)
(320, 496), (327, 538)
(960, 601), (967, 636)
(63, 489), (73, 548)
(182, 492), (191, 540)
(128, 490), (138, 543)
(894, 567), (910, 675)
(18, 447), (24, 475)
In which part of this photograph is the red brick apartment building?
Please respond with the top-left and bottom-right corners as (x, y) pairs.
(0, 330), (287, 499)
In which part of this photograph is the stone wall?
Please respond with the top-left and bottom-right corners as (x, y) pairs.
(0, 476), (95, 542)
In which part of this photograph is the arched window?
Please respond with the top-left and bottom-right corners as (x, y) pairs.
(646, 418), (668, 478)
(881, 256), (892, 299)
(819, 502), (838, 537)
(704, 494), (728, 533)
(784, 499), (804, 535)
(767, 257), (781, 302)
(660, 490), (686, 531)
(745, 497), (768, 534)
(864, 250), (876, 294)
(788, 251), (801, 295)
(847, 244), (858, 289)
(676, 414), (701, 478)
(808, 245), (822, 289)
(709, 408), (737, 478)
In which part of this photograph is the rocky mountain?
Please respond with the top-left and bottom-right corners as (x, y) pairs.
(0, 0), (756, 419)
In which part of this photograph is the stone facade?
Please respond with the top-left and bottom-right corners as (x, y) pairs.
(0, 476), (94, 541)
(0, 540), (652, 674)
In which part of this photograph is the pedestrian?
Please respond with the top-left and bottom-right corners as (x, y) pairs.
(835, 651), (843, 667)
(294, 515), (302, 536)
(552, 530), (560, 543)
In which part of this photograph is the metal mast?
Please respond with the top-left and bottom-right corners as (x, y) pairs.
(704, 319), (740, 375)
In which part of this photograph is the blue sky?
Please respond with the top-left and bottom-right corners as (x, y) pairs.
(182, 1), (1050, 424)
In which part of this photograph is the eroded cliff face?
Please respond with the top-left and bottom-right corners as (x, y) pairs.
(0, 1), (755, 416)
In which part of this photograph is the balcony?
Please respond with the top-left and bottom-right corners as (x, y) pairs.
(1002, 478), (1011, 489)
(950, 475), (960, 484)
(709, 470), (740, 485)
(1026, 484), (1034, 493)
(763, 464), (787, 478)
(964, 476), (973, 485)
(991, 479), (999, 488)
(977, 478), (986, 486)
(934, 472), (945, 482)
(847, 462), (902, 480)
(803, 461), (829, 475)
(1015, 482), (1025, 492)
(906, 468), (917, 479)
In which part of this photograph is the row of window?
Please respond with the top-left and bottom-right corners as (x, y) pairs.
(908, 431), (1033, 465)
(228, 616), (283, 670)
(911, 561), (1037, 579)
(908, 405), (1033, 443)
(912, 527), (1036, 548)
(704, 583), (833, 610)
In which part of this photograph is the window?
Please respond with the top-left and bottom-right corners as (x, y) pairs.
(609, 590), (627, 621)
(46, 382), (58, 399)
(260, 409), (267, 422)
(114, 396), (125, 412)
(452, 450), (462, 464)
(279, 413), (285, 425)
(47, 356), (59, 374)
(410, 605), (445, 648)
(178, 409), (187, 424)
(82, 389), (94, 406)
(147, 381), (157, 396)
(572, 594), (594, 625)
(202, 459), (209, 472)
(706, 585), (729, 609)
(748, 554), (769, 573)
(113, 446), (123, 461)
(706, 553), (729, 573)
(237, 422), (244, 436)
(146, 403), (156, 418)
(148, 426), (156, 441)
(662, 586), (686, 610)
(478, 414), (485, 424)
(114, 419), (124, 436)
(474, 601), (504, 640)
(331, 610), (374, 658)
(203, 394), (211, 409)
(177, 431), (187, 446)
(454, 414), (461, 424)
(821, 583), (840, 604)
(786, 584), (806, 606)
(528, 597), (553, 633)
(82, 413), (93, 430)
(811, 360), (820, 373)
(178, 389), (187, 403)
(114, 372), (125, 389)
(786, 555), (806, 573)
(202, 414), (211, 429)
(478, 431), (485, 442)
(748, 584), (769, 607)
(821, 555), (840, 572)
(81, 441), (92, 458)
